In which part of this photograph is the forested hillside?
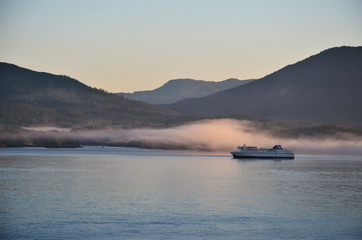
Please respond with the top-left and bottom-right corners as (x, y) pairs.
(167, 46), (362, 124)
(0, 63), (188, 128)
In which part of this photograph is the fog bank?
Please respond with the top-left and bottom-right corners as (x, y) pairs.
(3, 119), (360, 156)
(72, 119), (362, 156)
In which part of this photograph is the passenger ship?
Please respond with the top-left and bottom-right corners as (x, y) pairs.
(231, 145), (294, 159)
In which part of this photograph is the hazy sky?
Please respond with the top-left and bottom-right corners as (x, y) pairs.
(1, 0), (361, 92)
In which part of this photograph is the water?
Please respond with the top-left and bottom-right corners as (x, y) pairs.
(1, 146), (361, 239)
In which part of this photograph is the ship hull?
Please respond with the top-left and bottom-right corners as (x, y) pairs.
(231, 152), (294, 159)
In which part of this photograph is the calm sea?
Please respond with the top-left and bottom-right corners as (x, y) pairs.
(1, 146), (361, 239)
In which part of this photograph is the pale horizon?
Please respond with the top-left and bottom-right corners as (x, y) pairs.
(1, 0), (361, 92)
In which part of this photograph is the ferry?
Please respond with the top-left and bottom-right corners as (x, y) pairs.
(231, 144), (294, 159)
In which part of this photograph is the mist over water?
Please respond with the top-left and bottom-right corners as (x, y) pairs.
(67, 119), (362, 156)
(2, 121), (362, 239)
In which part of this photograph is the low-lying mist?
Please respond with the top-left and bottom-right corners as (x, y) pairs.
(77, 119), (362, 156)
(3, 119), (362, 156)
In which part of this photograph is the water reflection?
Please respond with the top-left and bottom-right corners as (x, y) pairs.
(234, 157), (293, 162)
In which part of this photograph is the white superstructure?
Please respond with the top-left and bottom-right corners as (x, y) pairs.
(231, 144), (294, 159)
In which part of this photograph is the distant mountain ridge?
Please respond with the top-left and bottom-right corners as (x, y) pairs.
(118, 78), (253, 104)
(167, 46), (362, 124)
(1, 45), (360, 131)
(0, 62), (183, 128)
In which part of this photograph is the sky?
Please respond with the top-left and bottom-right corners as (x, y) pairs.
(1, 0), (361, 93)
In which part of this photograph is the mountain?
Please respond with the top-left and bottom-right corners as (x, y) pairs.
(0, 62), (184, 128)
(166, 46), (362, 124)
(118, 78), (253, 104)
